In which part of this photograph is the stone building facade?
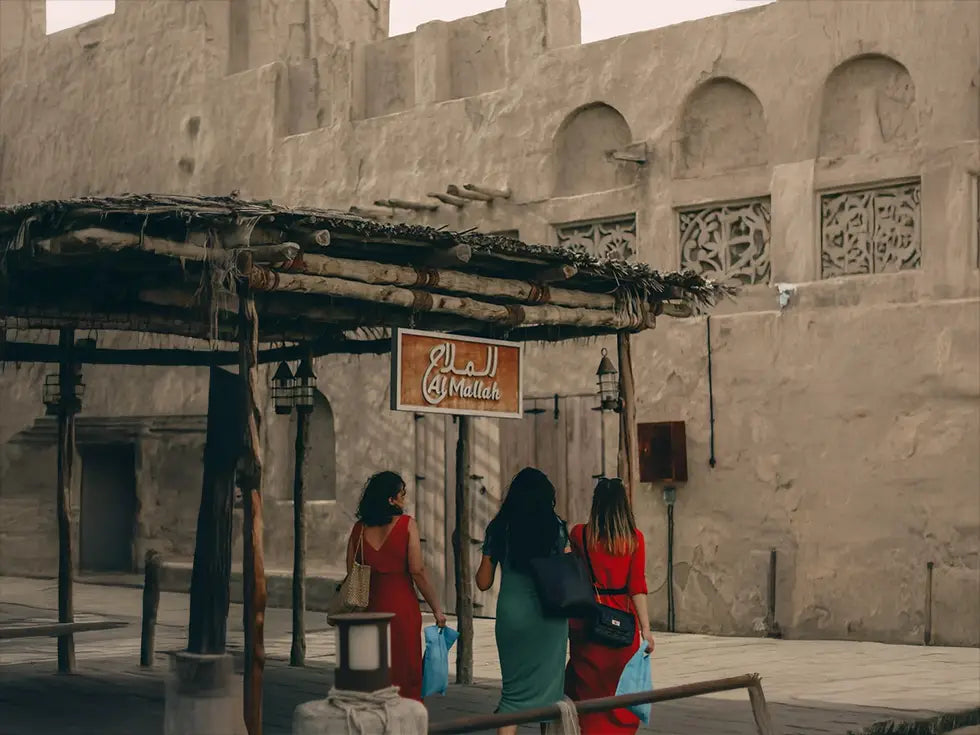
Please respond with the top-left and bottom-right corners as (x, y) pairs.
(0, 0), (977, 646)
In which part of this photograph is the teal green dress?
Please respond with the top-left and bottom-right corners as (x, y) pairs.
(483, 518), (569, 714)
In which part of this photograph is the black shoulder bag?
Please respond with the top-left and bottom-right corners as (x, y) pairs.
(584, 531), (636, 648)
(528, 522), (595, 619)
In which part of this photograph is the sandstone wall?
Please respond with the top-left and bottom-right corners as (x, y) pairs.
(0, 0), (977, 645)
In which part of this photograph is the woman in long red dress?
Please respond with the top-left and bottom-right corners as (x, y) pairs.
(565, 477), (655, 734)
(346, 471), (447, 701)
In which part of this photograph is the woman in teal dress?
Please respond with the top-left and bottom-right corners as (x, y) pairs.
(476, 467), (570, 735)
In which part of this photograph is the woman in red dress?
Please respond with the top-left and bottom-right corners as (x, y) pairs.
(565, 477), (655, 734)
(346, 471), (447, 701)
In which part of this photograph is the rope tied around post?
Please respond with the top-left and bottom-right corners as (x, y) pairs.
(325, 687), (403, 734)
(543, 698), (582, 735)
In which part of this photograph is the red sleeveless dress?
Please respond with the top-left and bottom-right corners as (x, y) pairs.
(565, 524), (649, 734)
(349, 514), (423, 700)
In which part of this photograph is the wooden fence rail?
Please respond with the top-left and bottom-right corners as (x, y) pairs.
(428, 673), (775, 735)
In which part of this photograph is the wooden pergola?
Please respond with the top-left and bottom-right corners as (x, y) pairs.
(0, 194), (730, 734)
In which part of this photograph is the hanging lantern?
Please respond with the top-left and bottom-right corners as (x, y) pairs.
(294, 356), (317, 415)
(596, 348), (620, 412)
(42, 371), (85, 416)
(271, 361), (295, 415)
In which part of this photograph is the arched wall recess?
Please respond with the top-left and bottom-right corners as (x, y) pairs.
(553, 102), (637, 197)
(675, 77), (769, 177)
(818, 54), (917, 158)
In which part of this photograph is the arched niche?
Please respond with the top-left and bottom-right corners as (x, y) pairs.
(290, 389), (336, 501)
(818, 54), (917, 157)
(676, 77), (769, 176)
(553, 103), (636, 197)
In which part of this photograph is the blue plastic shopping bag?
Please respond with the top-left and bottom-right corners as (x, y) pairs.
(615, 641), (653, 724)
(421, 625), (459, 698)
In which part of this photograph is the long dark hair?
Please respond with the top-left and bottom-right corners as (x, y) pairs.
(355, 471), (405, 527)
(587, 477), (638, 556)
(485, 467), (562, 572)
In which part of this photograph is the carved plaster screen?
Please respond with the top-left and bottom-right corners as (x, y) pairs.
(820, 181), (921, 279)
(555, 215), (637, 260)
(678, 199), (771, 285)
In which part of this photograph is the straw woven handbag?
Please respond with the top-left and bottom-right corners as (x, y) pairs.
(328, 526), (371, 618)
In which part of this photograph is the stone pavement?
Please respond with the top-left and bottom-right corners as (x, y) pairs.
(1, 576), (978, 734)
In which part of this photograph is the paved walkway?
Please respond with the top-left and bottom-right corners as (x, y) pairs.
(1, 576), (978, 734)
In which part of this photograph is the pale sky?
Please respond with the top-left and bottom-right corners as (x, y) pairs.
(47, 0), (774, 40)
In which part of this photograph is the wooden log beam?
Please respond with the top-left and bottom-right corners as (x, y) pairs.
(616, 332), (639, 499)
(187, 367), (241, 656)
(463, 184), (511, 200)
(238, 276), (267, 735)
(245, 267), (649, 331)
(24, 228), (634, 313)
(34, 228), (203, 260)
(535, 264), (578, 282)
(454, 416), (474, 685)
(348, 205), (393, 219)
(0, 338), (389, 366)
(56, 327), (77, 674)
(137, 286), (491, 338)
(427, 192), (468, 207)
(238, 243), (301, 264)
(375, 198), (439, 213)
(417, 243), (472, 268)
(0, 308), (234, 343)
(446, 185), (492, 202)
(293, 254), (601, 308)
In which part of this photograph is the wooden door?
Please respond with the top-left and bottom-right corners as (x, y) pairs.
(498, 395), (603, 530)
(80, 444), (137, 572)
(414, 413), (502, 617)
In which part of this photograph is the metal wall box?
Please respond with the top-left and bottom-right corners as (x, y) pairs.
(638, 421), (688, 483)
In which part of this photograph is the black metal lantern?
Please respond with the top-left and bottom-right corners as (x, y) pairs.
(596, 348), (621, 412)
(293, 356), (317, 415)
(42, 371), (84, 416)
(271, 361), (295, 415)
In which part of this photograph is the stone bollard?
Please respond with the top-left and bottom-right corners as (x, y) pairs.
(292, 613), (428, 735)
(164, 651), (246, 735)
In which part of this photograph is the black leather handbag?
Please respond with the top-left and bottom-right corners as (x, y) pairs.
(584, 533), (636, 648)
(529, 550), (596, 619)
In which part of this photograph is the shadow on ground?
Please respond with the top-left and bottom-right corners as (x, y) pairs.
(0, 656), (942, 735)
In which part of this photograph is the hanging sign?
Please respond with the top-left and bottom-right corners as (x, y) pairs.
(390, 329), (523, 419)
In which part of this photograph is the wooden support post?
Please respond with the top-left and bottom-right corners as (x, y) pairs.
(290, 350), (311, 667)
(748, 678), (777, 735)
(616, 332), (639, 498)
(187, 367), (241, 655)
(140, 550), (162, 667)
(454, 416), (474, 685)
(239, 280), (267, 735)
(55, 327), (76, 674)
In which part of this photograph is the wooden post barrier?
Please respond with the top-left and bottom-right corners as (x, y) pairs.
(428, 674), (773, 735)
(453, 416), (474, 685)
(55, 327), (77, 675)
(140, 549), (162, 668)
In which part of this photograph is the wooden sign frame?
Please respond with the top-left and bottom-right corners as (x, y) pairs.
(390, 328), (524, 420)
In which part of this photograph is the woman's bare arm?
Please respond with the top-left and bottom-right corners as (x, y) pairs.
(632, 593), (655, 653)
(407, 518), (446, 625)
(475, 555), (496, 591)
